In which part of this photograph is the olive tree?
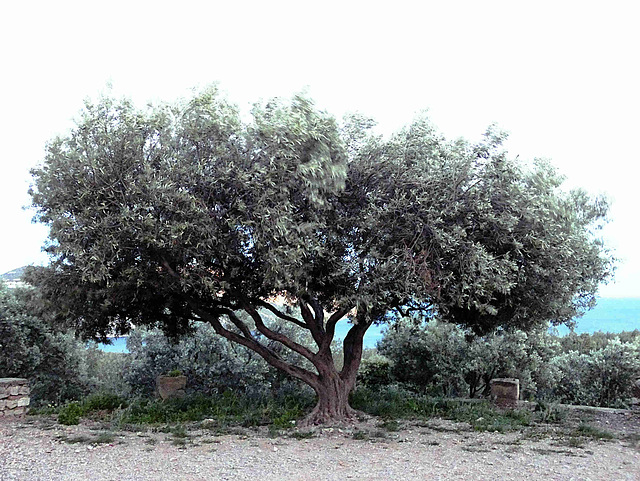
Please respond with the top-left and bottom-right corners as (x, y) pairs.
(27, 87), (613, 424)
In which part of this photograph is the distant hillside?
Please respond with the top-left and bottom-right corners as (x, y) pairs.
(1, 266), (27, 281)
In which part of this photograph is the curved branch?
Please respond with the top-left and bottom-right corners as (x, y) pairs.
(299, 299), (324, 347)
(222, 308), (256, 340)
(321, 307), (351, 351)
(256, 299), (308, 330)
(244, 304), (317, 363)
(188, 300), (319, 387)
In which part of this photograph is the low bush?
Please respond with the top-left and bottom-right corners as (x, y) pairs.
(82, 392), (129, 412)
(58, 402), (83, 425)
(377, 317), (640, 408)
(0, 285), (90, 405)
(55, 390), (315, 429)
(549, 338), (640, 408)
(351, 386), (534, 432)
(357, 354), (393, 390)
(125, 321), (308, 398)
(56, 393), (129, 425)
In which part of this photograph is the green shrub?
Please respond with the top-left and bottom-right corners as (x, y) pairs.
(124, 321), (308, 397)
(58, 402), (84, 425)
(377, 319), (469, 397)
(376, 316), (640, 408)
(351, 385), (423, 418)
(82, 345), (131, 398)
(113, 391), (314, 427)
(82, 392), (128, 412)
(0, 285), (90, 405)
(357, 354), (393, 389)
(549, 339), (640, 408)
(377, 318), (559, 399)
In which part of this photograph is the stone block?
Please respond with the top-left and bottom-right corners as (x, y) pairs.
(5, 406), (25, 416)
(17, 397), (30, 407)
(0, 392), (8, 400)
(0, 399), (5, 410)
(9, 386), (21, 396)
(5, 399), (18, 410)
(156, 375), (187, 400)
(490, 378), (519, 407)
(19, 386), (30, 395)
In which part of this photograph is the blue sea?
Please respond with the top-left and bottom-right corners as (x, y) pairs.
(98, 297), (640, 353)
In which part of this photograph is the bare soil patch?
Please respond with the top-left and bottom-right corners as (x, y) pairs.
(1, 410), (638, 481)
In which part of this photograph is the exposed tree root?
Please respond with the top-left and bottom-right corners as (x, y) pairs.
(298, 404), (366, 427)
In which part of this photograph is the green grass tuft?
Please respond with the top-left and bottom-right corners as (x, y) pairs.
(58, 402), (83, 425)
(575, 423), (615, 440)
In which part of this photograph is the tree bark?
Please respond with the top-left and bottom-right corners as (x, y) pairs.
(301, 357), (359, 426)
(300, 318), (370, 426)
(191, 295), (368, 426)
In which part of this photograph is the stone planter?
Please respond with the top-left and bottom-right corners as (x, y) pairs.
(156, 375), (187, 400)
(490, 378), (519, 408)
(0, 378), (30, 417)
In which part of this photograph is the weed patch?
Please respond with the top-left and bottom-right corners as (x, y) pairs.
(288, 431), (315, 440)
(56, 432), (115, 445)
(378, 419), (400, 432)
(533, 447), (583, 457)
(352, 430), (369, 440)
(575, 423), (615, 440)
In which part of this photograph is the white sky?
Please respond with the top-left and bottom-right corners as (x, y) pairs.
(1, 0), (639, 297)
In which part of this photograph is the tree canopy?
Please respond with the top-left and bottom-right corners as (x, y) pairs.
(27, 86), (614, 423)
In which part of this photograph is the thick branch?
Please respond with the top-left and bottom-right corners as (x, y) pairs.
(307, 297), (325, 328)
(222, 308), (256, 340)
(321, 307), (351, 352)
(256, 299), (309, 330)
(161, 258), (179, 279)
(188, 301), (318, 387)
(340, 314), (371, 386)
(298, 299), (325, 347)
(244, 304), (317, 363)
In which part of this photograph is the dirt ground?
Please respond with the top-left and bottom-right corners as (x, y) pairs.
(1, 409), (639, 481)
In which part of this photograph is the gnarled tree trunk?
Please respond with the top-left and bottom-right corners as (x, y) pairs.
(300, 316), (369, 426)
(193, 297), (371, 426)
(304, 370), (357, 425)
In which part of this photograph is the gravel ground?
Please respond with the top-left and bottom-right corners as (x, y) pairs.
(1, 413), (639, 481)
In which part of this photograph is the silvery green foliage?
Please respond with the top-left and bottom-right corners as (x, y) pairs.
(27, 88), (612, 338)
(82, 345), (131, 397)
(376, 318), (552, 397)
(549, 338), (640, 408)
(376, 319), (469, 397)
(25, 86), (614, 419)
(463, 327), (561, 400)
(0, 284), (89, 404)
(124, 325), (270, 396)
(125, 314), (311, 397)
(378, 319), (640, 407)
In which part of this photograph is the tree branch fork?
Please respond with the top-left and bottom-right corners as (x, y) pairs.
(187, 295), (365, 394)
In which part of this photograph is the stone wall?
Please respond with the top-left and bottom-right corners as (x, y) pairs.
(0, 378), (30, 417)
